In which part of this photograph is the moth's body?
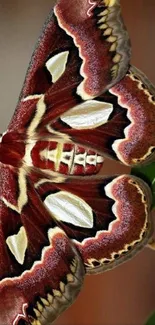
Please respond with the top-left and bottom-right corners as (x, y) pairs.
(0, 132), (104, 175)
(30, 139), (104, 175)
(0, 0), (155, 324)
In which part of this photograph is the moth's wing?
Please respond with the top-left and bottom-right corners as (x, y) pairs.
(7, 63), (155, 173)
(45, 65), (155, 166)
(8, 0), (130, 133)
(31, 171), (153, 274)
(0, 165), (85, 325)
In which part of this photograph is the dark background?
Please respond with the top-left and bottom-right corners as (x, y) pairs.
(0, 1), (155, 324)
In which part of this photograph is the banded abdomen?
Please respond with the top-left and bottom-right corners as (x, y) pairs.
(30, 140), (104, 176)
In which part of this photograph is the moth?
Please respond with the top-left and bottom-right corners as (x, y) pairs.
(0, 0), (155, 324)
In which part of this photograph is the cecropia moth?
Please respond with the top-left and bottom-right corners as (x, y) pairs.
(0, 0), (155, 324)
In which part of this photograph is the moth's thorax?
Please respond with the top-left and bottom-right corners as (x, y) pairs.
(0, 132), (25, 167)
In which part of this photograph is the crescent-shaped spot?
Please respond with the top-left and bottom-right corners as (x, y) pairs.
(44, 191), (94, 228)
(46, 51), (69, 83)
(6, 226), (28, 265)
(60, 100), (113, 129)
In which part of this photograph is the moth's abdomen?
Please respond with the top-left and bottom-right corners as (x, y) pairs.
(30, 140), (104, 176)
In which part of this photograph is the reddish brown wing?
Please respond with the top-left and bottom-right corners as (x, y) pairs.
(30, 171), (153, 274)
(44, 65), (155, 166)
(0, 165), (84, 325)
(8, 0), (130, 133)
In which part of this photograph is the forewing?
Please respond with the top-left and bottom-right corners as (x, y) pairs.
(45, 65), (155, 166)
(8, 0), (130, 133)
(0, 165), (85, 325)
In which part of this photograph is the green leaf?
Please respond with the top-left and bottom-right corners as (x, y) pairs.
(131, 162), (155, 208)
(145, 312), (155, 325)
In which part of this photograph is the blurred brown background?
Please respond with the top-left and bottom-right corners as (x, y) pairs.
(0, 1), (155, 325)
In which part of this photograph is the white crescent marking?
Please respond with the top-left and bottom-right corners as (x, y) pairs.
(6, 227), (28, 265)
(44, 191), (94, 228)
(60, 100), (113, 129)
(46, 51), (69, 83)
